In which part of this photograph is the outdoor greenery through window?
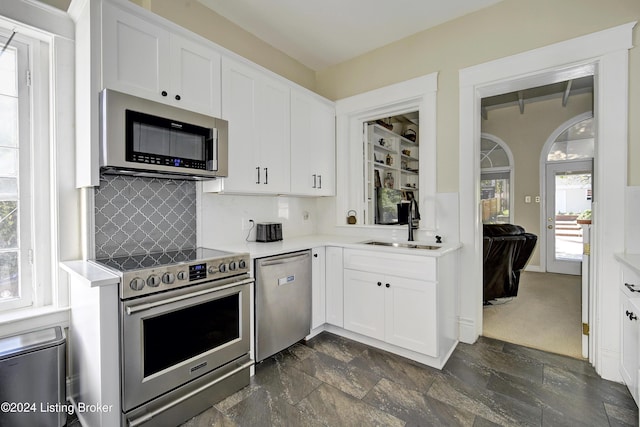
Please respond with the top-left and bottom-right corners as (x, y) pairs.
(480, 136), (512, 224)
(0, 33), (33, 310)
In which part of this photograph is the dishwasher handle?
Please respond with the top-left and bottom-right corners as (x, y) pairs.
(258, 252), (310, 267)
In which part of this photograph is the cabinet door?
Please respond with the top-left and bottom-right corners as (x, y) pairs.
(220, 58), (290, 194)
(621, 295), (640, 404)
(311, 247), (326, 329)
(291, 90), (335, 195)
(170, 34), (221, 116)
(256, 77), (290, 193)
(343, 269), (385, 340)
(385, 277), (438, 356)
(325, 247), (344, 327)
(314, 100), (335, 196)
(219, 59), (260, 191)
(102, 2), (170, 101)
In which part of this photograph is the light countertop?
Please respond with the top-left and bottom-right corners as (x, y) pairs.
(615, 253), (640, 275)
(213, 234), (461, 259)
(61, 235), (462, 285)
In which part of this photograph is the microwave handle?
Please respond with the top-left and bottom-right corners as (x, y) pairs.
(206, 128), (218, 171)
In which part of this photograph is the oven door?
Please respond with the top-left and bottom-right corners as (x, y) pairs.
(121, 277), (252, 412)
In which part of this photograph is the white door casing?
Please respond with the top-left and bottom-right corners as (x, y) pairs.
(459, 22), (633, 381)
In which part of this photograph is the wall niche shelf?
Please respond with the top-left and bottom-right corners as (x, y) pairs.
(366, 122), (420, 224)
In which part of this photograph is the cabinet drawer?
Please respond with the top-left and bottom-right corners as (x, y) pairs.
(622, 265), (640, 298)
(343, 249), (436, 281)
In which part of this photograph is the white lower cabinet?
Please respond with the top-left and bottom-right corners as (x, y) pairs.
(325, 247), (344, 327)
(384, 275), (437, 356)
(343, 269), (385, 341)
(344, 269), (437, 356)
(620, 263), (640, 405)
(621, 293), (640, 404)
(311, 247), (326, 330)
(339, 248), (457, 368)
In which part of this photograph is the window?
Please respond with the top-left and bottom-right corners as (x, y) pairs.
(365, 114), (419, 225)
(0, 29), (51, 313)
(547, 117), (594, 162)
(480, 134), (513, 224)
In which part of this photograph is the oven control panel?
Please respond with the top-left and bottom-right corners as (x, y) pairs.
(118, 254), (250, 299)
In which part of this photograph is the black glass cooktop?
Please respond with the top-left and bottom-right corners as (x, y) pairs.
(95, 247), (234, 272)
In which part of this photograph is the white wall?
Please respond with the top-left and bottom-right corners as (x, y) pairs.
(197, 190), (320, 246)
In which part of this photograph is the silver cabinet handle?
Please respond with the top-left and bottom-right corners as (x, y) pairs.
(318, 174), (322, 189)
(264, 167), (268, 184)
(256, 166), (260, 184)
(312, 174), (317, 188)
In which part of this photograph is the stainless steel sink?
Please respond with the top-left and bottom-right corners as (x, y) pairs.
(362, 241), (441, 250)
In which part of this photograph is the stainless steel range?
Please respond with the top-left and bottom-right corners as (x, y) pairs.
(92, 248), (253, 427)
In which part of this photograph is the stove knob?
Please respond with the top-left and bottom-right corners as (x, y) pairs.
(239, 259), (247, 269)
(129, 277), (145, 291)
(218, 263), (227, 273)
(162, 272), (175, 284)
(208, 266), (217, 274)
(147, 275), (161, 287)
(177, 271), (187, 281)
(229, 261), (237, 271)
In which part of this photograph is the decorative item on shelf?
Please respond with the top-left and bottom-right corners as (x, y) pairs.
(402, 149), (411, 156)
(401, 160), (408, 170)
(376, 119), (393, 131)
(385, 154), (393, 166)
(374, 170), (382, 188)
(378, 138), (387, 147)
(392, 122), (403, 134)
(384, 172), (394, 188)
(403, 128), (416, 142)
(347, 210), (357, 224)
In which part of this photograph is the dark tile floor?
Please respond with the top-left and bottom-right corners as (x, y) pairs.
(180, 332), (638, 426)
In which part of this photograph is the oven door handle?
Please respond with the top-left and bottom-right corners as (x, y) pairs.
(127, 359), (254, 427)
(125, 277), (254, 316)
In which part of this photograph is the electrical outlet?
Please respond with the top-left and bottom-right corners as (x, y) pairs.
(241, 218), (254, 230)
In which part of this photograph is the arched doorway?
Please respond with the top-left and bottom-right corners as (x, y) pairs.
(541, 114), (594, 275)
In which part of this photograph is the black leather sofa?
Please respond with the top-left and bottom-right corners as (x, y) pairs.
(483, 224), (537, 302)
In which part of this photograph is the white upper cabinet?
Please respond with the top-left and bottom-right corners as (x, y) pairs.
(101, 2), (221, 116)
(169, 34), (221, 117)
(214, 57), (290, 194)
(291, 90), (335, 196)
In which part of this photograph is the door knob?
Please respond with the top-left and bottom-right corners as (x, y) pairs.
(547, 225), (553, 229)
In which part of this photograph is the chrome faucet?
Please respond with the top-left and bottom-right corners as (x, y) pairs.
(407, 197), (420, 241)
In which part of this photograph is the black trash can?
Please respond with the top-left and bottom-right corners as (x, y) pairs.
(0, 326), (67, 427)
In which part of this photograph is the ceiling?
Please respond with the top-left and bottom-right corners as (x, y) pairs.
(482, 75), (594, 114)
(197, 0), (504, 71)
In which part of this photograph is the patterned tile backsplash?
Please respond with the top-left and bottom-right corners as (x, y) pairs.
(94, 174), (197, 259)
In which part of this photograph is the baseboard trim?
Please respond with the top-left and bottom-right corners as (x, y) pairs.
(598, 347), (622, 383)
(458, 316), (477, 344)
(524, 265), (542, 272)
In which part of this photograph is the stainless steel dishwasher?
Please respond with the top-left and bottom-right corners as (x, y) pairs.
(255, 250), (311, 362)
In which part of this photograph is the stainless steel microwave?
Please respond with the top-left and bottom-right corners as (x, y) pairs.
(99, 89), (228, 179)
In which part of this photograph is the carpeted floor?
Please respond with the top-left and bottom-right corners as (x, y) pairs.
(482, 271), (583, 359)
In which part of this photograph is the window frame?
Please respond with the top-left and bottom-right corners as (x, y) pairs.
(480, 133), (514, 225)
(0, 28), (53, 313)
